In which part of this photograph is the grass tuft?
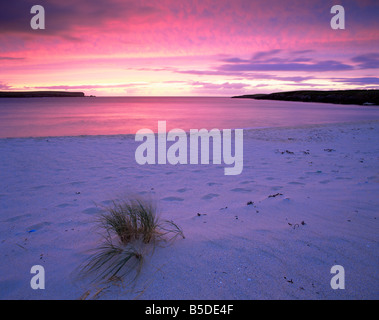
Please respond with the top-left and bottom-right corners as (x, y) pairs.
(79, 196), (184, 284)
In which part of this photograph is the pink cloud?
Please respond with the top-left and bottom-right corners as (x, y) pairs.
(1, 0), (378, 95)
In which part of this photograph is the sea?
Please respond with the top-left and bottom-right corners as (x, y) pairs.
(1, 96), (379, 138)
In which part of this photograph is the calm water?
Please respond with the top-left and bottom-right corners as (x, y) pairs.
(1, 97), (379, 138)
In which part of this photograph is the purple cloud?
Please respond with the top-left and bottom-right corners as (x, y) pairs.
(0, 82), (12, 90)
(176, 68), (315, 82)
(176, 69), (235, 76)
(33, 83), (148, 90)
(219, 60), (353, 72)
(0, 56), (24, 60)
(334, 77), (379, 85)
(215, 49), (354, 73)
(221, 57), (250, 63)
(0, 0), (159, 37)
(291, 50), (315, 55)
(252, 49), (282, 60)
(191, 81), (251, 90)
(352, 53), (379, 69)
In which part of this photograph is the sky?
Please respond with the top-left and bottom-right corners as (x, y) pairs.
(1, 0), (379, 96)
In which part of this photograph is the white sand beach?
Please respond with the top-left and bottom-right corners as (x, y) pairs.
(0, 120), (378, 300)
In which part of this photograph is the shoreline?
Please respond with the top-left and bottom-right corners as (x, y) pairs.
(1, 118), (379, 140)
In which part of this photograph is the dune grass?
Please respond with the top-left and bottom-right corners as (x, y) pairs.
(81, 238), (144, 283)
(99, 198), (184, 245)
(79, 197), (184, 284)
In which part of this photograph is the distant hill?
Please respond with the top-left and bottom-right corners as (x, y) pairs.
(0, 91), (85, 98)
(232, 90), (379, 106)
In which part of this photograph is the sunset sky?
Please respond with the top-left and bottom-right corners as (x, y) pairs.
(1, 0), (379, 96)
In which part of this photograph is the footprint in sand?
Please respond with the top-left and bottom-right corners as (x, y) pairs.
(207, 182), (223, 186)
(306, 170), (323, 175)
(100, 200), (114, 206)
(240, 180), (254, 184)
(177, 188), (190, 193)
(231, 187), (252, 193)
(82, 207), (104, 215)
(201, 193), (219, 200)
(89, 166), (102, 170)
(26, 221), (52, 232)
(56, 203), (77, 208)
(161, 196), (184, 202)
(4, 214), (32, 223)
(287, 181), (305, 185)
(70, 181), (85, 186)
(32, 185), (48, 190)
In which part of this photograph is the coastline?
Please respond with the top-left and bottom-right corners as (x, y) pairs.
(0, 91), (86, 98)
(0, 120), (378, 299)
(232, 90), (379, 106)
